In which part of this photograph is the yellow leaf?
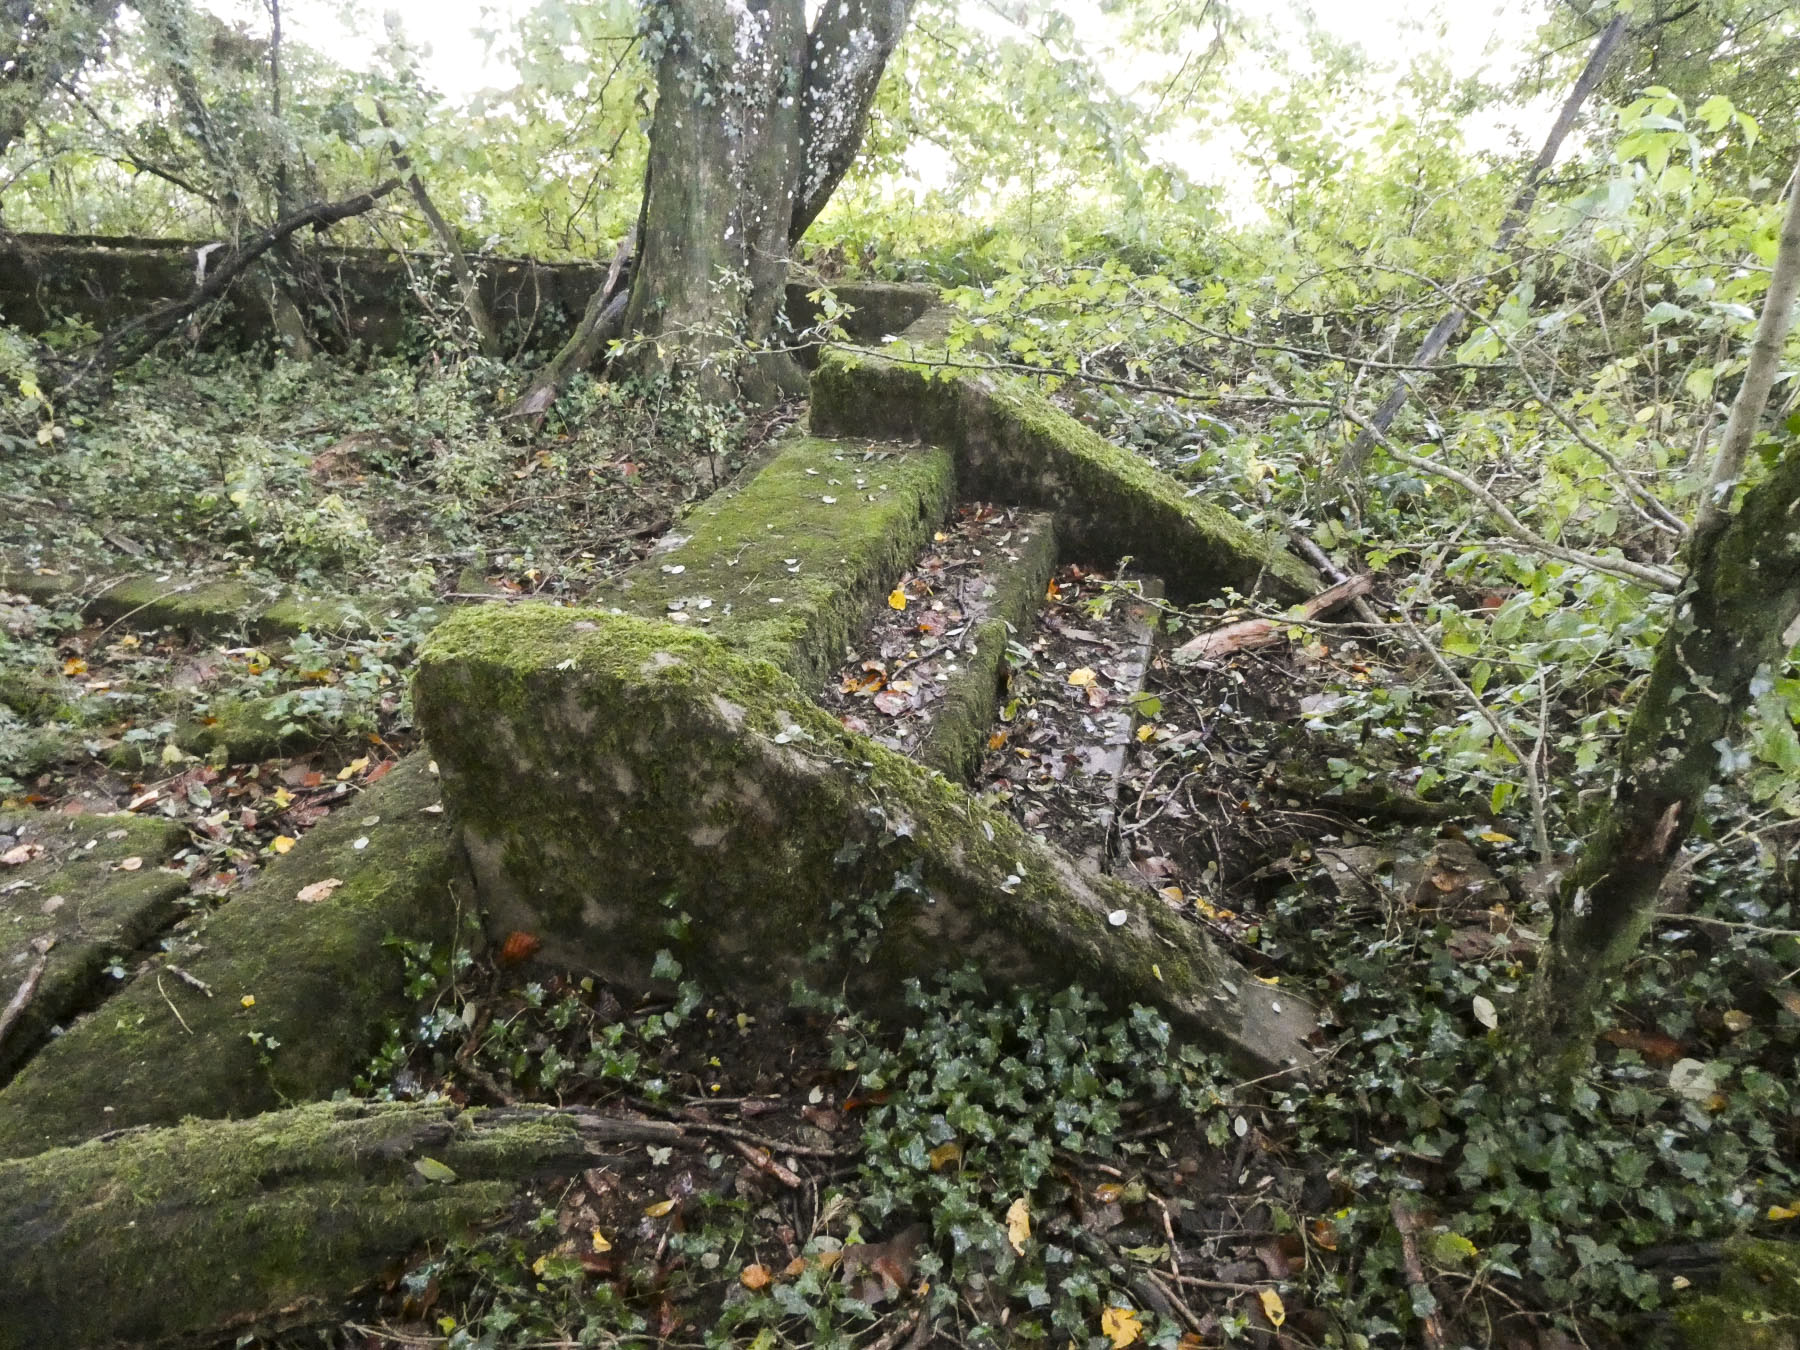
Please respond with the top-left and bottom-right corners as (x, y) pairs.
(928, 1141), (962, 1171)
(1767, 1204), (1798, 1221)
(1068, 667), (1097, 687)
(1095, 1182), (1124, 1203)
(270, 786), (294, 809)
(1479, 831), (1513, 843)
(888, 588), (907, 611)
(1722, 1009), (1753, 1033)
(1157, 886), (1183, 904)
(1258, 1288), (1286, 1328)
(272, 835), (297, 854)
(240, 994), (256, 1008)
(1006, 1197), (1031, 1255)
(592, 1229), (612, 1252)
(644, 1198), (677, 1218)
(1100, 1305), (1141, 1348)
(62, 657), (87, 676)
(740, 1262), (772, 1290)
(1135, 723), (1155, 742)
(338, 756), (370, 781)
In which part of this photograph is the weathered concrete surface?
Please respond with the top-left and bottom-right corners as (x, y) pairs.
(914, 511), (1058, 781)
(0, 568), (383, 639)
(0, 755), (461, 1157)
(811, 324), (1317, 605)
(0, 1099), (599, 1349)
(596, 433), (956, 690)
(0, 809), (188, 1080)
(415, 607), (1316, 1074)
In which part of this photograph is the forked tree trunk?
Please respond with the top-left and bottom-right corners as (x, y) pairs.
(1523, 160), (1800, 1072)
(540, 0), (912, 408)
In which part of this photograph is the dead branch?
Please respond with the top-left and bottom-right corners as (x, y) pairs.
(49, 179), (402, 396)
(507, 226), (636, 423)
(1173, 574), (1372, 663)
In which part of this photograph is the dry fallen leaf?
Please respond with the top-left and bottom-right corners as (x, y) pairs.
(499, 931), (543, 965)
(1258, 1288), (1286, 1328)
(337, 756), (370, 781)
(1067, 666), (1097, 687)
(2, 842), (43, 866)
(644, 1198), (677, 1218)
(116, 856), (143, 872)
(927, 1141), (962, 1171)
(272, 835), (297, 854)
(739, 1263), (772, 1290)
(295, 878), (344, 904)
(1100, 1305), (1141, 1349)
(1005, 1197), (1031, 1255)
(887, 587), (907, 611)
(591, 1229), (612, 1252)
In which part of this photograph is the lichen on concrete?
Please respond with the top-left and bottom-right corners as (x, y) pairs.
(810, 322), (1317, 605)
(415, 606), (1315, 1074)
(0, 754), (461, 1157)
(593, 432), (956, 689)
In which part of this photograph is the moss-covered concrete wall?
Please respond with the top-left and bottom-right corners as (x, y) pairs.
(810, 327), (1318, 605)
(0, 231), (934, 356)
(415, 606), (1315, 1074)
(0, 755), (461, 1157)
(594, 433), (955, 690)
(0, 1099), (591, 1348)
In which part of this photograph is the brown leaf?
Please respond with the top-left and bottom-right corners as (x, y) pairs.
(1601, 1027), (1685, 1065)
(499, 931), (543, 966)
(295, 878), (344, 904)
(740, 1263), (773, 1290)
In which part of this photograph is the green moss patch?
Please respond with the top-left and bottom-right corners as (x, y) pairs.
(0, 754), (460, 1157)
(2, 567), (380, 639)
(1677, 1238), (1800, 1350)
(594, 432), (957, 689)
(0, 1099), (588, 1348)
(810, 327), (1317, 604)
(0, 809), (188, 1080)
(415, 606), (1315, 1074)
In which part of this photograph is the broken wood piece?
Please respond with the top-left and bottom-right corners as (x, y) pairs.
(1173, 574), (1372, 664)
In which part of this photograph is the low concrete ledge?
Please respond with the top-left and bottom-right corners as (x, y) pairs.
(414, 607), (1317, 1075)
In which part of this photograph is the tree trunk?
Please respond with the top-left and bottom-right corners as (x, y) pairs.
(1523, 158), (1800, 1070)
(550, 0), (911, 409)
(0, 0), (122, 167)
(0, 1099), (685, 1347)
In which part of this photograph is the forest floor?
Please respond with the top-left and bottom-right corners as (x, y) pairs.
(1, 353), (1796, 1350)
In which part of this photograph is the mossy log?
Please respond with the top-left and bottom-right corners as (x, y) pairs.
(0, 1098), (680, 1349)
(810, 332), (1317, 604)
(414, 606), (1316, 1074)
(0, 755), (461, 1157)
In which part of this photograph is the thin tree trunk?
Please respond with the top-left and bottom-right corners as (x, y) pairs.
(1523, 158), (1800, 1069)
(378, 101), (501, 358)
(1335, 15), (1628, 481)
(1697, 158), (1800, 534)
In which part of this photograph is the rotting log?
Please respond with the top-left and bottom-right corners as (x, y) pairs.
(0, 1098), (685, 1349)
(0, 755), (462, 1158)
(414, 607), (1317, 1075)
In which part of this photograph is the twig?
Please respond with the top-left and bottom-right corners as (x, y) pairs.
(1390, 1195), (1451, 1350)
(0, 936), (54, 1050)
(155, 974), (193, 1034)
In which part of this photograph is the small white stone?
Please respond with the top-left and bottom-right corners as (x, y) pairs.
(1108, 909), (1129, 927)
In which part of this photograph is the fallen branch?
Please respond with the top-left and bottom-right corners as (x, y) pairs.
(1390, 1195), (1451, 1350)
(1173, 574), (1372, 663)
(1358, 425), (1682, 592)
(508, 227), (636, 423)
(0, 936), (53, 1051)
(50, 179), (402, 395)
